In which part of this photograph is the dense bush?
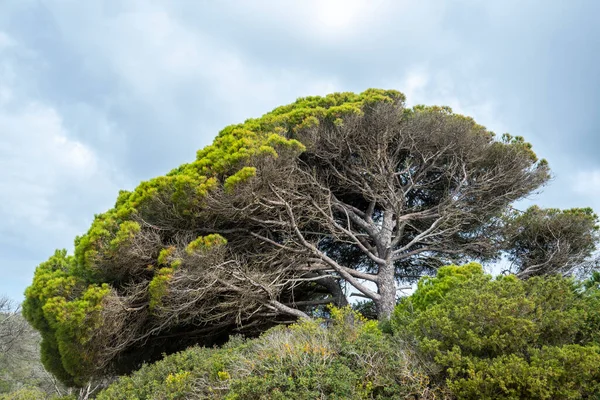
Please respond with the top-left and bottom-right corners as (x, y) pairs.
(96, 308), (447, 400)
(392, 263), (600, 399)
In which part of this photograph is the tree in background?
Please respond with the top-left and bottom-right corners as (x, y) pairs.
(1, 296), (29, 365)
(502, 206), (598, 278)
(0, 296), (65, 397)
(22, 89), (596, 385)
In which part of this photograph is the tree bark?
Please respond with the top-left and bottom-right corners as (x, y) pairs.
(376, 263), (396, 320)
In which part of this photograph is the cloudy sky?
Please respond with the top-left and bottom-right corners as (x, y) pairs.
(1, 0), (599, 301)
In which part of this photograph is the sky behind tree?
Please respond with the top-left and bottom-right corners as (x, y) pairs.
(1, 0), (599, 301)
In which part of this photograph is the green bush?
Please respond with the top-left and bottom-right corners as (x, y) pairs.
(97, 308), (446, 399)
(0, 387), (48, 400)
(392, 263), (600, 399)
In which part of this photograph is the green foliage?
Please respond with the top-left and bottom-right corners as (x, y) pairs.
(392, 264), (600, 399)
(185, 234), (227, 255)
(22, 250), (110, 386)
(148, 267), (173, 311)
(109, 221), (141, 250)
(157, 246), (176, 266)
(399, 262), (485, 313)
(584, 271), (600, 290)
(351, 299), (378, 321)
(96, 308), (442, 400)
(223, 166), (257, 191)
(443, 345), (600, 399)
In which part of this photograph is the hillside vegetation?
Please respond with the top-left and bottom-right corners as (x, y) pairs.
(94, 266), (600, 399)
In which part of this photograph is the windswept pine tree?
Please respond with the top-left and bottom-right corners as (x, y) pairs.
(22, 89), (598, 385)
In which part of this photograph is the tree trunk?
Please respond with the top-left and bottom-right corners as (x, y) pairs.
(376, 264), (396, 320)
(375, 209), (397, 320)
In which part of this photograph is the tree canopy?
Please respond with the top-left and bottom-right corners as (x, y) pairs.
(22, 89), (597, 385)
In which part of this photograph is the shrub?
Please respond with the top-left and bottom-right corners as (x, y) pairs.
(97, 308), (446, 399)
(392, 263), (600, 399)
(0, 387), (47, 400)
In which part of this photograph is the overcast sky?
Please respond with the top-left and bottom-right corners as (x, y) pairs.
(1, 0), (599, 301)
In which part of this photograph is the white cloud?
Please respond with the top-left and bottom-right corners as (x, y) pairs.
(0, 31), (14, 49)
(0, 84), (12, 106)
(401, 69), (430, 103)
(0, 3), (340, 245)
(388, 66), (507, 136)
(308, 0), (373, 37)
(0, 29), (128, 302)
(224, 0), (448, 46)
(573, 170), (600, 197)
(46, 2), (341, 124)
(0, 31), (121, 242)
(0, 99), (99, 227)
